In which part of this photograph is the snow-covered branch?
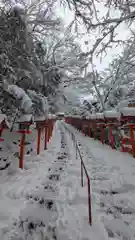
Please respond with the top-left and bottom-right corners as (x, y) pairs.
(63, 0), (135, 57)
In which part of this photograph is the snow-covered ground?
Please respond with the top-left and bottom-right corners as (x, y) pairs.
(0, 121), (107, 240)
(0, 124), (48, 172)
(1, 120), (135, 239)
(64, 122), (135, 240)
(0, 123), (61, 239)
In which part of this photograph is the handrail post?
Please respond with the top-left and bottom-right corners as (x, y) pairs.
(63, 123), (92, 226)
(76, 143), (78, 159)
(19, 132), (25, 169)
(37, 127), (41, 155)
(44, 126), (47, 150)
(81, 160), (83, 187)
(88, 178), (92, 225)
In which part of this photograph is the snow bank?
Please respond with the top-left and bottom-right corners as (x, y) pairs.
(96, 113), (104, 119)
(71, 115), (82, 119)
(0, 114), (6, 123)
(34, 116), (45, 122)
(7, 85), (32, 113)
(13, 3), (25, 11)
(0, 114), (10, 128)
(120, 107), (135, 116)
(104, 110), (120, 119)
(56, 112), (64, 115)
(17, 114), (33, 123)
(66, 123), (135, 239)
(48, 114), (56, 119)
(27, 90), (48, 116)
(90, 114), (96, 119)
(116, 99), (129, 110)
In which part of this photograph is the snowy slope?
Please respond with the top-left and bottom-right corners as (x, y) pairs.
(0, 121), (108, 240)
(0, 123), (62, 239)
(64, 122), (135, 239)
(2, 119), (135, 239)
(58, 124), (108, 240)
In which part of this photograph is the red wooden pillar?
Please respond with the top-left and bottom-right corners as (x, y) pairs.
(44, 126), (47, 150)
(108, 124), (115, 149)
(50, 120), (53, 137)
(17, 129), (32, 169)
(37, 127), (41, 155)
(100, 124), (105, 144)
(82, 120), (86, 135)
(19, 132), (25, 168)
(0, 128), (4, 142)
(104, 115), (118, 149)
(47, 125), (50, 142)
(129, 124), (135, 157)
(49, 122), (52, 139)
(93, 123), (96, 139)
(88, 122), (91, 137)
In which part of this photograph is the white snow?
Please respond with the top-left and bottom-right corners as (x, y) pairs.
(17, 114), (33, 123)
(71, 115), (82, 119)
(7, 85), (32, 113)
(89, 114), (96, 119)
(0, 114), (10, 129)
(13, 3), (24, 10)
(1, 119), (135, 239)
(104, 110), (120, 119)
(0, 114), (6, 123)
(116, 99), (130, 110)
(48, 114), (56, 119)
(40, 95), (48, 117)
(34, 116), (46, 122)
(13, 3), (25, 11)
(120, 107), (135, 116)
(96, 113), (104, 119)
(56, 112), (65, 115)
(27, 90), (49, 115)
(64, 122), (135, 239)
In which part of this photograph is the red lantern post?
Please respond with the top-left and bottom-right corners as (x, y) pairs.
(35, 116), (48, 154)
(17, 115), (33, 168)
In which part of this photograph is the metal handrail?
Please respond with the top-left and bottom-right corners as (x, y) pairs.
(62, 122), (92, 226)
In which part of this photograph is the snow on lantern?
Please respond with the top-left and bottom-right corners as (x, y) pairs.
(17, 114), (33, 132)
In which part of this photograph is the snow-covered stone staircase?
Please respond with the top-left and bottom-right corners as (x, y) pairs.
(4, 125), (70, 240)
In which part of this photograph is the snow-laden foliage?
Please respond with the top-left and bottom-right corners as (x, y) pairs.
(62, 0), (135, 58)
(91, 33), (135, 111)
(0, 1), (87, 117)
(54, 0), (135, 114)
(70, 29), (135, 114)
(27, 90), (49, 116)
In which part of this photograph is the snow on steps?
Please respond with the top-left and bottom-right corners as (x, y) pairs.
(0, 120), (118, 239)
(60, 122), (109, 240)
(65, 123), (135, 239)
(0, 123), (73, 240)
